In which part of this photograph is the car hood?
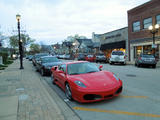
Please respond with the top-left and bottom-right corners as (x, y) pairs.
(43, 62), (62, 67)
(68, 71), (119, 89)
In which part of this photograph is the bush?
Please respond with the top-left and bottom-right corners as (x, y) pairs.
(0, 52), (8, 64)
(4, 60), (13, 65)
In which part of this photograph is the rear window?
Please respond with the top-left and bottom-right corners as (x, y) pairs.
(141, 54), (154, 58)
(112, 51), (124, 55)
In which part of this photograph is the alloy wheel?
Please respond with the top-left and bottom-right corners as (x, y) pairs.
(65, 83), (72, 100)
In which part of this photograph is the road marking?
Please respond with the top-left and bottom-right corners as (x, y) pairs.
(73, 107), (160, 118)
(121, 95), (148, 99)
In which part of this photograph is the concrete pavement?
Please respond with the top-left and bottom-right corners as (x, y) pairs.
(0, 59), (80, 120)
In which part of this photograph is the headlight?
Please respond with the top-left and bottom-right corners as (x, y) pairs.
(74, 81), (86, 88)
(113, 74), (120, 81)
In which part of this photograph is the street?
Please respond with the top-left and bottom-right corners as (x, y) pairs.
(37, 60), (160, 120)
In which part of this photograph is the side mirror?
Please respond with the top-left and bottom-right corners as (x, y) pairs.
(99, 65), (103, 71)
(51, 66), (57, 72)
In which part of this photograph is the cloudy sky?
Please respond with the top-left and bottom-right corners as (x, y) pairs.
(0, 0), (150, 45)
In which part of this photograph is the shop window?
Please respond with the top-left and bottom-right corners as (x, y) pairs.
(132, 21), (140, 32)
(156, 14), (160, 24)
(135, 46), (142, 57)
(143, 17), (152, 29)
(143, 45), (152, 54)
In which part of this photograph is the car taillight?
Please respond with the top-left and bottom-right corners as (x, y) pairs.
(124, 56), (126, 59)
(138, 57), (141, 60)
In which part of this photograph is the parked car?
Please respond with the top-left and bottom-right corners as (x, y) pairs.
(77, 53), (86, 61)
(32, 53), (49, 66)
(36, 56), (62, 76)
(109, 51), (126, 65)
(51, 61), (122, 103)
(85, 55), (96, 62)
(135, 54), (157, 68)
(96, 54), (107, 63)
(28, 55), (33, 61)
(64, 54), (70, 60)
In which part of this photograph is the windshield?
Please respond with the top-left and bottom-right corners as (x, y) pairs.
(42, 57), (60, 63)
(67, 62), (100, 75)
(112, 51), (124, 55)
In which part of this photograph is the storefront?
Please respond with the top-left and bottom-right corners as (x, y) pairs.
(130, 37), (160, 61)
(93, 27), (128, 60)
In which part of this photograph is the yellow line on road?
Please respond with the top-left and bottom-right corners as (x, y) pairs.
(73, 107), (160, 118)
(121, 95), (148, 99)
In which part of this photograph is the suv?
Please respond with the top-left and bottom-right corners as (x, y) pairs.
(135, 54), (157, 68)
(109, 51), (126, 65)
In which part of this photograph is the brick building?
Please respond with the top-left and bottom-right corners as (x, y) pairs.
(128, 0), (160, 61)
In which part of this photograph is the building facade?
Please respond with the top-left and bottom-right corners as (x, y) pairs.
(92, 27), (128, 59)
(128, 0), (160, 61)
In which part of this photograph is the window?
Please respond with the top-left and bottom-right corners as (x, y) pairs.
(58, 64), (66, 72)
(143, 17), (152, 29)
(156, 14), (160, 24)
(132, 21), (140, 32)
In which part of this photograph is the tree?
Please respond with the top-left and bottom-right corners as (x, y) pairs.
(29, 43), (41, 54)
(9, 34), (35, 49)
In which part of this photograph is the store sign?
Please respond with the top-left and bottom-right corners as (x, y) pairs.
(105, 34), (121, 39)
(152, 44), (157, 48)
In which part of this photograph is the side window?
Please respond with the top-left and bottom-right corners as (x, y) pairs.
(58, 64), (66, 72)
(61, 64), (66, 73)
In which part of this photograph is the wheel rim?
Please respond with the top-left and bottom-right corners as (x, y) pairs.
(65, 84), (72, 100)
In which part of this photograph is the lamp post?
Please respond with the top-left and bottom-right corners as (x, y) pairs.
(148, 24), (160, 57)
(16, 14), (24, 69)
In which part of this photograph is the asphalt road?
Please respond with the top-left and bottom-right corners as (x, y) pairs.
(40, 61), (160, 120)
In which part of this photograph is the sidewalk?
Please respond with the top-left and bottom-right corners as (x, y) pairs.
(0, 59), (80, 120)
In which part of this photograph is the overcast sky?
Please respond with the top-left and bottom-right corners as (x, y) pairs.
(0, 0), (150, 45)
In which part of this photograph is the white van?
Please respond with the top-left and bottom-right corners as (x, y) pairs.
(109, 51), (126, 65)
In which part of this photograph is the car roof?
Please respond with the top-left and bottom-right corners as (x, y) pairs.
(40, 56), (56, 58)
(63, 61), (88, 65)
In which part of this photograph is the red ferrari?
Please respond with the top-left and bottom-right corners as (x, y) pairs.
(51, 61), (122, 103)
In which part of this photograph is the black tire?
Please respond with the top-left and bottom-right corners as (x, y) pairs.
(65, 83), (72, 100)
(135, 62), (137, 66)
(152, 65), (156, 68)
(51, 74), (56, 85)
(40, 68), (45, 76)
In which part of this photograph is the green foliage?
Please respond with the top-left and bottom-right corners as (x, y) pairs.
(9, 34), (35, 48)
(29, 43), (41, 54)
(4, 60), (13, 65)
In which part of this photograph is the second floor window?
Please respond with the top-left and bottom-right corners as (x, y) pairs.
(132, 21), (140, 32)
(143, 17), (152, 29)
(156, 14), (160, 24)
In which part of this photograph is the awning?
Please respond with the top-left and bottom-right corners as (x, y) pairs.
(100, 41), (125, 50)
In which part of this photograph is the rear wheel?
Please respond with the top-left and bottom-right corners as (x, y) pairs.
(152, 65), (156, 68)
(65, 83), (72, 100)
(135, 62), (137, 66)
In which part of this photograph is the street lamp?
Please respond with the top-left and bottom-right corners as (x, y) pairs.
(16, 14), (24, 69)
(148, 24), (160, 57)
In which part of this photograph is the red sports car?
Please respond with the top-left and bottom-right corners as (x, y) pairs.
(51, 61), (122, 103)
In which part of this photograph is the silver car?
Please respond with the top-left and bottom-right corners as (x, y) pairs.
(109, 51), (126, 65)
